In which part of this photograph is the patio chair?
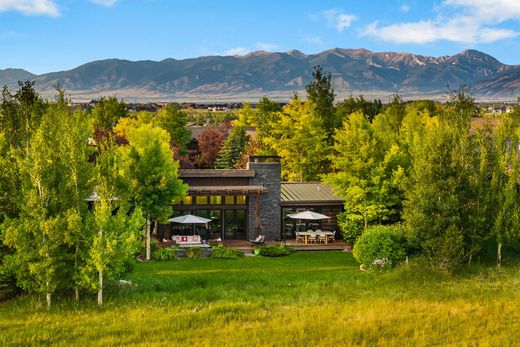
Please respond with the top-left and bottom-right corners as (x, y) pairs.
(316, 232), (327, 244)
(249, 234), (266, 246)
(295, 231), (305, 243)
(327, 231), (336, 243)
(308, 232), (317, 244)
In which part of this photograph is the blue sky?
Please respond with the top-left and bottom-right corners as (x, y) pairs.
(2, 0), (520, 74)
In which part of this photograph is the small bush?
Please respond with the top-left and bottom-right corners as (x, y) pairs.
(186, 247), (202, 259)
(210, 245), (244, 259)
(153, 247), (178, 261)
(259, 245), (295, 257)
(353, 225), (407, 267)
(338, 213), (363, 244)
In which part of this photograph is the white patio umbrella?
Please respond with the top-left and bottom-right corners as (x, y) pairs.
(168, 214), (213, 236)
(287, 211), (330, 220)
(168, 214), (212, 224)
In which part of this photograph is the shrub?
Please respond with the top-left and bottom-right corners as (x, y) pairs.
(210, 244), (244, 259)
(338, 212), (363, 244)
(153, 247), (179, 261)
(353, 225), (407, 267)
(186, 247), (202, 259)
(259, 245), (295, 257)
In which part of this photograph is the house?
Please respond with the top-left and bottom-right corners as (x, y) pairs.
(156, 156), (344, 242)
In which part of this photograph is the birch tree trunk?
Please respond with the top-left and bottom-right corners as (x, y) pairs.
(497, 242), (502, 267)
(145, 218), (151, 260)
(97, 270), (103, 306)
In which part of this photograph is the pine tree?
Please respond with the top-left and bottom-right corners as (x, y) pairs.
(215, 125), (250, 169)
(305, 65), (337, 141)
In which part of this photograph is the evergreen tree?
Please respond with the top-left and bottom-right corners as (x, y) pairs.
(305, 65), (337, 140)
(215, 125), (250, 169)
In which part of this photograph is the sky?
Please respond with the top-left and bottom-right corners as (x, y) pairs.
(2, 0), (520, 74)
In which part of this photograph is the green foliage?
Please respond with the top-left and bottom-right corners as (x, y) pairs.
(352, 225), (407, 266)
(337, 212), (363, 244)
(326, 111), (406, 228)
(259, 244), (295, 257)
(210, 244), (244, 259)
(336, 95), (383, 123)
(305, 65), (337, 140)
(264, 94), (329, 181)
(153, 247), (179, 261)
(80, 138), (145, 300)
(215, 125), (250, 169)
(91, 96), (128, 129)
(186, 247), (202, 259)
(124, 123), (187, 222)
(156, 103), (192, 153)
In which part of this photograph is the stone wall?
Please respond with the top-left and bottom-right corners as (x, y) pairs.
(247, 161), (281, 241)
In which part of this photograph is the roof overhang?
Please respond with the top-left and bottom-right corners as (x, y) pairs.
(180, 169), (256, 178)
(187, 185), (266, 195)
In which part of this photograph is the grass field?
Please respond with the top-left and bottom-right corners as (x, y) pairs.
(1, 251), (520, 346)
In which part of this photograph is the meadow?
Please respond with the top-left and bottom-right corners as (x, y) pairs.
(1, 251), (520, 346)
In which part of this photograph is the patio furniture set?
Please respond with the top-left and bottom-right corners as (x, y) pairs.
(296, 230), (336, 245)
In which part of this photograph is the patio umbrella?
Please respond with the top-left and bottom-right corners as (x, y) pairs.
(168, 214), (213, 236)
(168, 214), (212, 224)
(287, 211), (330, 220)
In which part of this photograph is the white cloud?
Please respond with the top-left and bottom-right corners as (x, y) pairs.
(400, 4), (411, 13)
(323, 9), (357, 32)
(256, 42), (279, 51)
(362, 0), (520, 44)
(224, 47), (250, 56)
(90, 0), (118, 7)
(0, 0), (59, 16)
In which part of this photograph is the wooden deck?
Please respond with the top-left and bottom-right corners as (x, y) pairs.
(222, 239), (352, 253)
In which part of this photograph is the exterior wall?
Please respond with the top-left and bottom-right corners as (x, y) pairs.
(247, 161), (282, 241)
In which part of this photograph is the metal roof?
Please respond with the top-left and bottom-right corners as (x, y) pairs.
(281, 182), (343, 205)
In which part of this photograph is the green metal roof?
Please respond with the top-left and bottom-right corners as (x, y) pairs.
(281, 182), (343, 205)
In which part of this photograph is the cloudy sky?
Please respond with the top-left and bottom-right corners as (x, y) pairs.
(1, 0), (520, 73)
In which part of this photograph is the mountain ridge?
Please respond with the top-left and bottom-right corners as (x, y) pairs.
(1, 49), (519, 101)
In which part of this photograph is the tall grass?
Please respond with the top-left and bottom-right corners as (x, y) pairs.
(1, 252), (520, 346)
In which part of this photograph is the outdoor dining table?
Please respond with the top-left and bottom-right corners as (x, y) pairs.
(299, 231), (334, 245)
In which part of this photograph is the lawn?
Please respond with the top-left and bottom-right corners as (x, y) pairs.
(1, 251), (520, 346)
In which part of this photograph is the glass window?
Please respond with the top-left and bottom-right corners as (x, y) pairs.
(195, 196), (208, 205)
(183, 196), (193, 205)
(236, 195), (247, 205)
(224, 196), (235, 205)
(209, 196), (222, 205)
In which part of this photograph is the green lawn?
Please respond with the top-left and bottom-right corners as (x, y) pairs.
(1, 251), (520, 346)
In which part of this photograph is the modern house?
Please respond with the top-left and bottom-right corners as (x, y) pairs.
(157, 156), (343, 241)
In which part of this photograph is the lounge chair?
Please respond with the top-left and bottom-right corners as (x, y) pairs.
(250, 235), (266, 246)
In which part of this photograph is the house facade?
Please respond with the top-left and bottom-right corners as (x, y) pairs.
(157, 156), (344, 241)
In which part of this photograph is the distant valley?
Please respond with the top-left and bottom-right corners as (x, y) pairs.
(1, 48), (519, 102)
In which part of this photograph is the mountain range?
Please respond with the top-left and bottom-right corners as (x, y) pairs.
(1, 48), (519, 102)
